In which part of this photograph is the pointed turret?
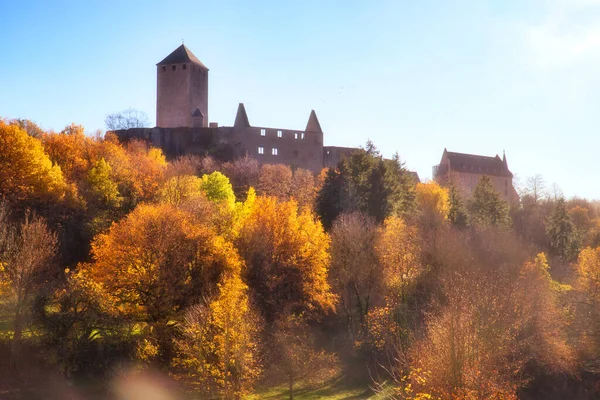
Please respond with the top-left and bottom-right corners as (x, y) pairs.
(305, 110), (322, 133)
(503, 150), (508, 167)
(234, 103), (250, 127)
(192, 107), (204, 127)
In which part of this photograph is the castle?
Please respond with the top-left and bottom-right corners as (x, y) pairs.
(115, 44), (356, 172)
(115, 44), (522, 201)
(433, 148), (519, 203)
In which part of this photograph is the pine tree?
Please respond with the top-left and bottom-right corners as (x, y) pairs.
(448, 185), (469, 229)
(546, 198), (579, 261)
(468, 175), (511, 227)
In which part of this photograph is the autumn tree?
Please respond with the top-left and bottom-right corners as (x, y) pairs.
(42, 124), (97, 184)
(272, 315), (340, 400)
(174, 274), (262, 399)
(415, 181), (449, 228)
(158, 175), (203, 205)
(257, 164), (292, 200)
(123, 140), (167, 202)
(0, 204), (57, 368)
(165, 154), (204, 179)
(290, 168), (316, 210)
(398, 231), (573, 399)
(236, 196), (335, 323)
(221, 156), (260, 200)
(576, 246), (600, 355)
(9, 118), (45, 138)
(376, 216), (421, 303)
(86, 158), (121, 208)
(200, 171), (236, 206)
(329, 212), (381, 342)
(0, 121), (67, 204)
(75, 203), (241, 361)
(468, 175), (511, 227)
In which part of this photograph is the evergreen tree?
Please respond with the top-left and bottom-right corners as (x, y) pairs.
(468, 175), (511, 227)
(316, 143), (416, 228)
(546, 197), (579, 261)
(448, 184), (469, 229)
(384, 153), (417, 218)
(367, 160), (389, 223)
(315, 168), (349, 230)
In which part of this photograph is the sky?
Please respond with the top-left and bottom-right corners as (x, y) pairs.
(2, 0), (600, 199)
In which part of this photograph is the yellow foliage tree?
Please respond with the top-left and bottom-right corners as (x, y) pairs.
(0, 121), (67, 203)
(86, 158), (121, 208)
(236, 196), (335, 322)
(174, 274), (262, 399)
(415, 182), (449, 225)
(158, 175), (203, 205)
(376, 216), (421, 301)
(42, 124), (98, 184)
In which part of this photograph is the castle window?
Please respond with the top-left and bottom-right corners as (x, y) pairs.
(277, 130), (282, 138)
(293, 150), (299, 157)
(172, 65), (176, 71)
(258, 146), (264, 155)
(301, 133), (305, 140)
(272, 148), (278, 155)
(182, 64), (187, 70)
(294, 133), (298, 139)
(261, 129), (266, 136)
(162, 66), (166, 72)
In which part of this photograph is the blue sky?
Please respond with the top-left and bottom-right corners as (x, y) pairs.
(2, 0), (600, 199)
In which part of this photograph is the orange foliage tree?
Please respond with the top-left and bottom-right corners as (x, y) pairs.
(75, 203), (241, 360)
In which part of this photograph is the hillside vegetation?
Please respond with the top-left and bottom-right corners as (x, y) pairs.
(1, 119), (600, 399)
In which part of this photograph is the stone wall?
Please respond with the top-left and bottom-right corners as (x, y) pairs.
(235, 125), (324, 172)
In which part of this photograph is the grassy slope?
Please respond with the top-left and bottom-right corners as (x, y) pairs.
(247, 379), (384, 400)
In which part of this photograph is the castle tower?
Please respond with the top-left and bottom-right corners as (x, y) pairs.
(156, 45), (208, 128)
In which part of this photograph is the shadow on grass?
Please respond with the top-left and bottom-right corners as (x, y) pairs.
(249, 376), (375, 400)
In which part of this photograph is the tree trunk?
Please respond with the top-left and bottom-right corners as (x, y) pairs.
(289, 373), (294, 400)
(10, 305), (23, 369)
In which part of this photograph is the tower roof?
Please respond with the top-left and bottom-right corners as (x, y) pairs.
(305, 110), (323, 133)
(157, 44), (208, 69)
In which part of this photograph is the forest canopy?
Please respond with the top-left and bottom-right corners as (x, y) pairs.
(1, 119), (599, 399)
